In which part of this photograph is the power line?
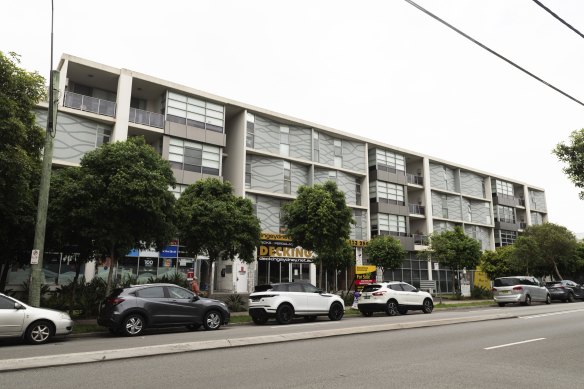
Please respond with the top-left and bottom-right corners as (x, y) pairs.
(532, 0), (584, 40)
(403, 0), (584, 108)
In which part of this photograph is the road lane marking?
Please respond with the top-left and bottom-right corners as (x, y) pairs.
(484, 338), (546, 350)
(519, 308), (584, 319)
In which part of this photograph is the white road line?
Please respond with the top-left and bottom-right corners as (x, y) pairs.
(484, 338), (546, 350)
(519, 308), (584, 319)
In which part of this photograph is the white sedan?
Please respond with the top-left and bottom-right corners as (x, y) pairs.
(0, 293), (73, 344)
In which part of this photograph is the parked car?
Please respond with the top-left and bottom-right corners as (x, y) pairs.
(492, 276), (551, 307)
(0, 293), (73, 344)
(98, 283), (230, 336)
(248, 282), (345, 325)
(545, 280), (584, 302)
(357, 281), (434, 316)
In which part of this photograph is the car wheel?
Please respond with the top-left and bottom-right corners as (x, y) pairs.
(203, 310), (222, 330)
(386, 300), (399, 316)
(498, 303), (506, 307)
(276, 304), (294, 325)
(304, 316), (317, 322)
(186, 324), (201, 331)
(252, 316), (269, 325)
(567, 293), (575, 303)
(545, 294), (552, 304)
(361, 311), (373, 317)
(25, 320), (53, 344)
(521, 295), (532, 306)
(328, 302), (344, 321)
(422, 298), (434, 314)
(122, 314), (145, 336)
(398, 307), (408, 315)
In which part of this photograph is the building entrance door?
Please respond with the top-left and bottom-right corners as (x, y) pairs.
(290, 263), (309, 282)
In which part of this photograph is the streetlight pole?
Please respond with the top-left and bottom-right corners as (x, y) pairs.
(29, 0), (58, 307)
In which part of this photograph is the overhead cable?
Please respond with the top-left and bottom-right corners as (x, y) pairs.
(403, 0), (584, 108)
(532, 0), (584, 40)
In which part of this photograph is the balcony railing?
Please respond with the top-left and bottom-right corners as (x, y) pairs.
(129, 107), (165, 129)
(413, 234), (429, 245)
(409, 204), (425, 215)
(407, 174), (423, 185)
(64, 91), (116, 117)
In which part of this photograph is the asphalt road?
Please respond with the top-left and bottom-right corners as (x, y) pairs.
(1, 303), (583, 388)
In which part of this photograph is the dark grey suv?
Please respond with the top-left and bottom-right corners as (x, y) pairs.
(98, 283), (230, 336)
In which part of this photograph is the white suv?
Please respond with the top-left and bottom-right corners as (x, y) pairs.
(357, 281), (434, 316)
(248, 282), (345, 325)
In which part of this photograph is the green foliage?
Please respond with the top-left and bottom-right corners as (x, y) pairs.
(282, 181), (354, 287)
(20, 281), (51, 304)
(120, 273), (139, 287)
(471, 285), (493, 300)
(364, 235), (406, 271)
(342, 292), (354, 307)
(224, 294), (247, 312)
(44, 277), (107, 318)
(0, 52), (46, 290)
(553, 129), (584, 200)
(176, 178), (261, 290)
(146, 272), (189, 288)
(514, 223), (577, 280)
(480, 245), (517, 280)
(47, 136), (177, 295)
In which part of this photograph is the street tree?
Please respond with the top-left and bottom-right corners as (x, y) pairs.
(0, 52), (46, 291)
(479, 245), (517, 280)
(553, 129), (584, 200)
(282, 181), (354, 288)
(47, 137), (177, 295)
(364, 235), (407, 275)
(419, 226), (482, 294)
(175, 178), (261, 294)
(514, 223), (577, 280)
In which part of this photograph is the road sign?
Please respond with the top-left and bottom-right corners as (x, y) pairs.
(31, 249), (40, 265)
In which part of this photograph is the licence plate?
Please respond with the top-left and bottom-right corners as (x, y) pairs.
(364, 296), (370, 299)
(500, 290), (509, 294)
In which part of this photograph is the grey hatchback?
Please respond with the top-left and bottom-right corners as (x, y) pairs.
(492, 276), (551, 307)
(98, 283), (230, 336)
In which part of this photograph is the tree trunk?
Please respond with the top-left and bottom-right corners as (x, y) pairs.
(0, 262), (9, 292)
(105, 246), (116, 296)
(318, 262), (323, 289)
(552, 260), (563, 281)
(209, 261), (215, 297)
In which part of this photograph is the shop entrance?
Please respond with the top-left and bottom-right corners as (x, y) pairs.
(259, 261), (312, 284)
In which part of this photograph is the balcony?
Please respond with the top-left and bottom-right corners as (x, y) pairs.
(129, 107), (165, 129)
(409, 203), (425, 215)
(407, 174), (423, 186)
(64, 91), (116, 117)
(413, 234), (429, 245)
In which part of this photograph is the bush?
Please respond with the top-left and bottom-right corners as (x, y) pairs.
(146, 272), (189, 288)
(224, 294), (247, 312)
(342, 292), (355, 307)
(44, 277), (108, 318)
(471, 285), (493, 300)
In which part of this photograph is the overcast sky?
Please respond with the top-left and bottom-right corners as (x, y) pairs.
(4, 0), (584, 234)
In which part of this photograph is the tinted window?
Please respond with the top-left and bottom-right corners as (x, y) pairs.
(362, 285), (381, 292)
(494, 278), (520, 287)
(0, 296), (16, 309)
(302, 284), (319, 293)
(272, 284), (289, 292)
(519, 278), (535, 286)
(389, 284), (403, 291)
(288, 283), (303, 293)
(168, 287), (192, 299)
(400, 283), (416, 292)
(136, 286), (165, 298)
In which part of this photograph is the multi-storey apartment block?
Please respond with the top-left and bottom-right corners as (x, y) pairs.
(21, 54), (547, 294)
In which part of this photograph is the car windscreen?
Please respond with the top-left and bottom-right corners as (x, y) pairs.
(362, 284), (381, 292)
(494, 278), (520, 287)
(254, 284), (274, 292)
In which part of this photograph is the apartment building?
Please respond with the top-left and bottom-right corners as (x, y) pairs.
(24, 54), (548, 294)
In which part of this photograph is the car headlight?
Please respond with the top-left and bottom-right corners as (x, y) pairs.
(59, 312), (71, 320)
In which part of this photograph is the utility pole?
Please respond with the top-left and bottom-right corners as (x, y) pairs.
(29, 0), (58, 307)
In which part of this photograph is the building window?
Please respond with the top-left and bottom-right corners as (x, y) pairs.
(165, 91), (225, 133)
(369, 181), (405, 205)
(495, 180), (514, 197)
(96, 125), (112, 147)
(283, 161), (291, 194)
(246, 112), (255, 148)
(334, 139), (342, 168)
(373, 213), (407, 236)
(467, 203), (472, 222)
(169, 184), (188, 199)
(328, 170), (337, 182)
(371, 149), (405, 173)
(280, 125), (290, 157)
(496, 205), (515, 223)
(168, 138), (220, 175)
(356, 178), (361, 206)
(353, 209), (363, 240)
(441, 195), (448, 219)
(245, 155), (252, 189)
(497, 230), (517, 246)
(313, 131), (319, 162)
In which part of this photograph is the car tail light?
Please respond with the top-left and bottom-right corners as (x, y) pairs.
(492, 288), (497, 292)
(372, 291), (386, 296)
(512, 286), (523, 291)
(106, 297), (125, 306)
(558, 286), (565, 289)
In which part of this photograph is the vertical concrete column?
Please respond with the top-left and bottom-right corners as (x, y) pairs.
(84, 260), (96, 283)
(422, 157), (434, 280)
(523, 186), (532, 225)
(113, 69), (133, 142)
(57, 59), (68, 107)
(485, 177), (495, 250)
(364, 142), (371, 241)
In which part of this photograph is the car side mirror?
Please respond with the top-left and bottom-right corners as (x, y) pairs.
(412, 288), (419, 293)
(191, 295), (200, 302)
(14, 302), (24, 310)
(316, 289), (323, 294)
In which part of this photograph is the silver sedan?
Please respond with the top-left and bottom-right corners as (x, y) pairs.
(0, 293), (73, 344)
